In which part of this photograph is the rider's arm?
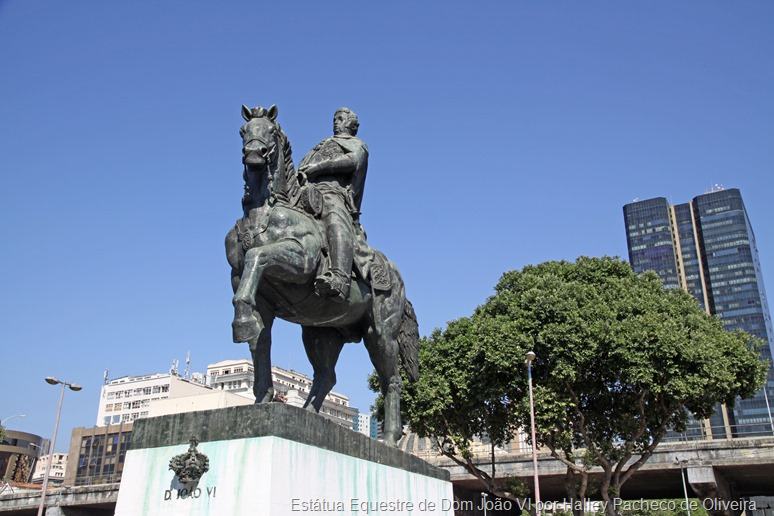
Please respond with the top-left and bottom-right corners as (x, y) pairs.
(302, 154), (356, 179)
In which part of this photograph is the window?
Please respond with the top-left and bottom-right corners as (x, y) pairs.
(105, 404), (113, 412)
(107, 392), (115, 400)
(152, 386), (161, 393)
(115, 391), (123, 399)
(112, 415), (120, 424)
(123, 402), (131, 410)
(131, 401), (141, 409)
(103, 416), (111, 425)
(161, 385), (169, 393)
(143, 387), (152, 395)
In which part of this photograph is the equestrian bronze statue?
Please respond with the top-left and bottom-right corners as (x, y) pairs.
(225, 104), (419, 445)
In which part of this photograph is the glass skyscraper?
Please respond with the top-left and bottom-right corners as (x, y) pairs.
(624, 188), (774, 438)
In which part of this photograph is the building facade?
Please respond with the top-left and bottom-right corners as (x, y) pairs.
(31, 452), (67, 485)
(354, 412), (371, 436)
(148, 389), (253, 417)
(95, 372), (211, 426)
(207, 359), (255, 399)
(624, 188), (774, 437)
(0, 429), (44, 483)
(207, 360), (359, 428)
(64, 422), (133, 487)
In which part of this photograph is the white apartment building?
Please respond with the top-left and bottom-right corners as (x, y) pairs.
(207, 360), (359, 428)
(31, 452), (67, 485)
(207, 359), (254, 399)
(96, 373), (211, 426)
(354, 412), (372, 437)
(148, 389), (253, 418)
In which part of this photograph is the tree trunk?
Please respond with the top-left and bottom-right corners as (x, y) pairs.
(564, 470), (580, 516)
(578, 472), (589, 515)
(563, 468), (591, 516)
(600, 469), (617, 516)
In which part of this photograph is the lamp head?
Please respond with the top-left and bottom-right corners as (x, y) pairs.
(525, 351), (536, 363)
(45, 377), (59, 385)
(68, 384), (83, 392)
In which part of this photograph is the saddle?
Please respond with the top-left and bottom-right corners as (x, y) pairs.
(296, 184), (392, 292)
(295, 183), (391, 292)
(352, 232), (392, 292)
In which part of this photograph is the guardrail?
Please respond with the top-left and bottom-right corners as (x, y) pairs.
(662, 422), (774, 443)
(73, 474), (121, 486)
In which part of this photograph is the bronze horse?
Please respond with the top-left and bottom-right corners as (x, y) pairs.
(225, 105), (418, 445)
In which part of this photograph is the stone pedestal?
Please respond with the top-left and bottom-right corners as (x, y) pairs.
(114, 403), (454, 515)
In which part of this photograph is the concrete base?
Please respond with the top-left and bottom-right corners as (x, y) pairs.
(114, 403), (454, 515)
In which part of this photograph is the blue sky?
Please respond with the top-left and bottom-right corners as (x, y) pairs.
(1, 1), (773, 451)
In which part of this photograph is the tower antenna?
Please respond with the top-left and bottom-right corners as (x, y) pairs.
(184, 351), (191, 379)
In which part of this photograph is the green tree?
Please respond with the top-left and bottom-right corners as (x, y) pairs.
(405, 257), (766, 512)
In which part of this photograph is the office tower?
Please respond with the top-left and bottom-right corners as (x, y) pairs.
(624, 187), (774, 437)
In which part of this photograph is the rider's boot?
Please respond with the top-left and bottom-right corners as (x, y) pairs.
(315, 221), (354, 303)
(315, 268), (351, 303)
(232, 299), (261, 342)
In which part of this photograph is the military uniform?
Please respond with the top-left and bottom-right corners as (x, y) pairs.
(298, 133), (368, 300)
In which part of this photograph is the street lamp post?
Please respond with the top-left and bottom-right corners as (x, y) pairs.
(675, 457), (692, 516)
(525, 351), (541, 513)
(1, 414), (27, 428)
(38, 377), (81, 516)
(763, 385), (774, 436)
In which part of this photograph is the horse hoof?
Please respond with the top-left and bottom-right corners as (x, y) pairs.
(232, 316), (260, 342)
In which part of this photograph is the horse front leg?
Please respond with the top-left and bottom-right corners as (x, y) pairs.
(301, 326), (344, 412)
(232, 246), (265, 342)
(232, 239), (309, 342)
(250, 306), (275, 403)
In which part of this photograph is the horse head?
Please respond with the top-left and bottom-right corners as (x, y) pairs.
(240, 104), (280, 169)
(239, 104), (296, 211)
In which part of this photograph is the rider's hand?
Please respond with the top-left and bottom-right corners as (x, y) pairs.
(300, 163), (319, 176)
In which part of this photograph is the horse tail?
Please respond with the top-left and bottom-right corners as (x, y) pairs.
(397, 299), (420, 382)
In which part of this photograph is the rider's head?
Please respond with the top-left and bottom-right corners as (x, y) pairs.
(333, 107), (359, 137)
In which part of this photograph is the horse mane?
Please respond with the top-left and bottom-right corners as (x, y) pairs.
(274, 122), (300, 201)
(242, 105), (300, 204)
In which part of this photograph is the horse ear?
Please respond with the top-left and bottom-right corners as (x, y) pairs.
(241, 105), (252, 121)
(267, 104), (278, 121)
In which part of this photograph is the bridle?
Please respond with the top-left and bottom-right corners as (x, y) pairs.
(243, 135), (278, 164)
(242, 115), (282, 166)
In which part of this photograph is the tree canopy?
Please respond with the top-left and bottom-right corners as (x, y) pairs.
(405, 257), (767, 509)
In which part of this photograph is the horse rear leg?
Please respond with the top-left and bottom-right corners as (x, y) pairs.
(232, 240), (308, 342)
(301, 326), (344, 412)
(364, 326), (402, 446)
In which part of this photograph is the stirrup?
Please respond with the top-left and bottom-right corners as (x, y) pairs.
(315, 271), (350, 302)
